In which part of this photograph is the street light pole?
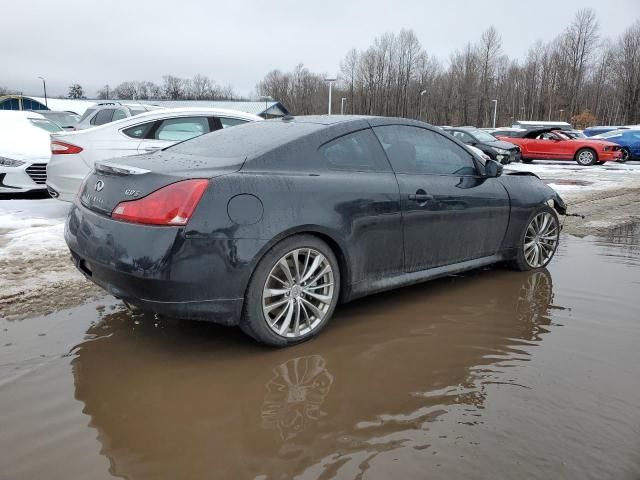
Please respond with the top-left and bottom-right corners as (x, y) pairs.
(419, 90), (427, 121)
(491, 99), (498, 128)
(324, 78), (336, 115)
(38, 76), (47, 107)
(559, 109), (564, 121)
(341, 97), (346, 115)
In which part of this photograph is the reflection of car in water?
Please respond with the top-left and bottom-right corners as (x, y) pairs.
(261, 355), (334, 440)
(72, 268), (557, 479)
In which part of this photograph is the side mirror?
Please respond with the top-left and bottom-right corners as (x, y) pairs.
(485, 159), (503, 178)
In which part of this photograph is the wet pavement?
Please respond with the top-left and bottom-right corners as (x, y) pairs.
(1, 227), (639, 479)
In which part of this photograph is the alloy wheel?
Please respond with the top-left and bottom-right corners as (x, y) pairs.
(262, 248), (335, 338)
(620, 148), (630, 162)
(577, 150), (595, 165)
(524, 212), (559, 268)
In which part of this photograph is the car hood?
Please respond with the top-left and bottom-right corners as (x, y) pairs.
(0, 129), (51, 160)
(485, 139), (518, 150)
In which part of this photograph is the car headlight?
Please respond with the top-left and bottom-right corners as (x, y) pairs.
(0, 156), (26, 167)
(495, 148), (510, 155)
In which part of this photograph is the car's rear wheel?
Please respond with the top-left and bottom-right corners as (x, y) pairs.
(240, 235), (340, 346)
(511, 206), (560, 271)
(619, 148), (630, 162)
(575, 148), (597, 166)
(522, 158), (533, 164)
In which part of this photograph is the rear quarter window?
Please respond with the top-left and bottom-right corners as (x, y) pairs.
(319, 129), (390, 172)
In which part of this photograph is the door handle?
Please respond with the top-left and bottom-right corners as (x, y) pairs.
(408, 191), (434, 202)
(143, 146), (162, 152)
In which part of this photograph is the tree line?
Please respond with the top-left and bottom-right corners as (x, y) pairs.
(95, 74), (238, 101)
(256, 10), (640, 127)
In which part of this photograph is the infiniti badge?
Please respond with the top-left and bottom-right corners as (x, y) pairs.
(95, 180), (104, 192)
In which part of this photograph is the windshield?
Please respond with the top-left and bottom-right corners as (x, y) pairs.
(29, 118), (63, 133)
(470, 129), (498, 142)
(594, 130), (626, 139)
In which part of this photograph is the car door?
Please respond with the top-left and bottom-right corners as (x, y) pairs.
(372, 124), (509, 272)
(137, 116), (212, 153)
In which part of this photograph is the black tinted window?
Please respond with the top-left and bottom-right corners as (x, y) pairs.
(92, 109), (114, 125)
(374, 125), (477, 176)
(320, 129), (390, 172)
(122, 122), (154, 139)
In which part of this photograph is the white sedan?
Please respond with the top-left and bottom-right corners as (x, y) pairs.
(0, 111), (63, 194)
(46, 107), (262, 201)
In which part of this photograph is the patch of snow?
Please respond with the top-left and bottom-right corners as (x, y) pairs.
(0, 199), (69, 257)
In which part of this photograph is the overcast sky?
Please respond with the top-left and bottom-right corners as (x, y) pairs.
(2, 0), (638, 98)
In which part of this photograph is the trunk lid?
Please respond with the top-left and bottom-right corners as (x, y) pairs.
(79, 151), (245, 215)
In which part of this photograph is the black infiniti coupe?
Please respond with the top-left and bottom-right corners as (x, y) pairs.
(65, 116), (566, 346)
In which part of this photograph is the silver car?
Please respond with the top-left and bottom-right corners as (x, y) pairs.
(75, 102), (163, 130)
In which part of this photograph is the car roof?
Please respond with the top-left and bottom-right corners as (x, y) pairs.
(54, 107), (263, 137)
(0, 110), (46, 121)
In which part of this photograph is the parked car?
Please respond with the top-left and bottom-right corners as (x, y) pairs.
(47, 107), (262, 201)
(443, 126), (521, 164)
(494, 127), (622, 165)
(591, 129), (640, 162)
(0, 111), (62, 194)
(75, 102), (164, 130)
(32, 110), (80, 130)
(65, 115), (566, 346)
(583, 126), (629, 137)
(489, 127), (527, 138)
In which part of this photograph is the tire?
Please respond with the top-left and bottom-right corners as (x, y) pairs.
(522, 158), (533, 164)
(240, 234), (340, 347)
(619, 148), (630, 163)
(510, 206), (560, 271)
(575, 148), (597, 166)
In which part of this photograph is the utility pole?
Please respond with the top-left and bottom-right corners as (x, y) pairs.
(324, 78), (336, 115)
(38, 76), (47, 107)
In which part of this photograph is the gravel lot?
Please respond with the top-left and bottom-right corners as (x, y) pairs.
(1, 160), (639, 321)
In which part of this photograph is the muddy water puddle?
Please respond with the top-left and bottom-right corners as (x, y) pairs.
(1, 228), (639, 479)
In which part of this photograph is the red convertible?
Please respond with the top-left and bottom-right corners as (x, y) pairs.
(494, 128), (622, 166)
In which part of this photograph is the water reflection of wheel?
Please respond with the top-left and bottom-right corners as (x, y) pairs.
(516, 269), (553, 334)
(261, 355), (334, 440)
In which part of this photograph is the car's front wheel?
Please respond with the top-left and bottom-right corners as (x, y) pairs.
(575, 148), (597, 166)
(511, 206), (560, 271)
(240, 235), (340, 346)
(619, 147), (630, 162)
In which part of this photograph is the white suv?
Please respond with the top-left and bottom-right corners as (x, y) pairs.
(47, 107), (262, 201)
(75, 102), (163, 130)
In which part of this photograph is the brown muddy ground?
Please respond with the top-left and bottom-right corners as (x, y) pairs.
(1, 226), (639, 480)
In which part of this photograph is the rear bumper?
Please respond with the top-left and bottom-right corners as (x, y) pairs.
(65, 203), (257, 325)
(46, 157), (90, 202)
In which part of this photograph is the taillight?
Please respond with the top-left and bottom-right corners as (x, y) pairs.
(51, 140), (83, 154)
(111, 179), (209, 226)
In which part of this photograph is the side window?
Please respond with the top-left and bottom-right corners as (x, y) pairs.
(219, 117), (249, 128)
(92, 109), (114, 126)
(112, 109), (127, 121)
(451, 131), (474, 143)
(319, 129), (391, 172)
(373, 125), (477, 176)
(154, 117), (210, 141)
(122, 122), (154, 139)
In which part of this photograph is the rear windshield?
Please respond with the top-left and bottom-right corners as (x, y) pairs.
(78, 108), (96, 123)
(168, 120), (321, 158)
(29, 118), (63, 133)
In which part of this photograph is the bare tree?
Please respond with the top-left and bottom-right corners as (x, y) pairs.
(67, 84), (85, 99)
